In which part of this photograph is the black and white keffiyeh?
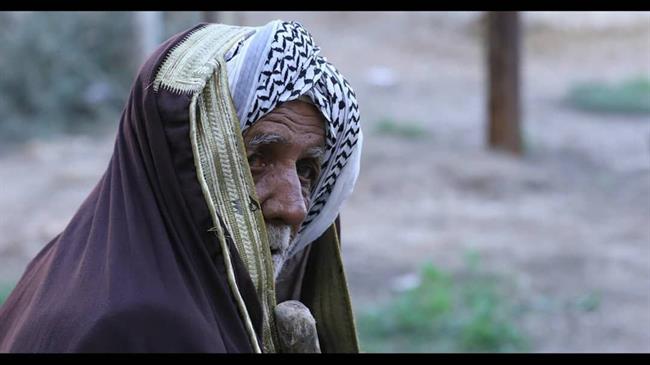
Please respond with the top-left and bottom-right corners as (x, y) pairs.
(225, 20), (362, 258)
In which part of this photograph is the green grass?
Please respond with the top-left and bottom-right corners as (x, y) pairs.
(566, 75), (650, 115)
(356, 252), (529, 353)
(374, 118), (430, 139)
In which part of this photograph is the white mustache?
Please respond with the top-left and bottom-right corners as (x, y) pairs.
(267, 224), (292, 251)
(266, 224), (293, 279)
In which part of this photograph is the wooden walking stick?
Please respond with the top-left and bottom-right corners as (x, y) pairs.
(274, 300), (321, 353)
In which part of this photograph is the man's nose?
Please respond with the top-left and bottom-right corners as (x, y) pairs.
(260, 166), (308, 229)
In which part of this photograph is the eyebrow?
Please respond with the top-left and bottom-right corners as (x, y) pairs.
(247, 132), (325, 165)
(247, 133), (288, 148)
(303, 146), (325, 166)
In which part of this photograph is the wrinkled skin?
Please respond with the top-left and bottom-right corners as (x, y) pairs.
(243, 99), (326, 353)
(243, 99), (326, 277)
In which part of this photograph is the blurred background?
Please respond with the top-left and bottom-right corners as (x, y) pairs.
(0, 11), (648, 352)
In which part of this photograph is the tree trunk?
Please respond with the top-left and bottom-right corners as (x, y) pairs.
(202, 11), (219, 23)
(202, 11), (241, 25)
(486, 11), (523, 155)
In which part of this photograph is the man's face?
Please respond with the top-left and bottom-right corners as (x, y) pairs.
(243, 100), (326, 277)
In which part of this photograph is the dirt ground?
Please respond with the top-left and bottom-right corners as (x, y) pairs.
(0, 12), (648, 352)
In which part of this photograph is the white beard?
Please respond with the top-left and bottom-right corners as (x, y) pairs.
(266, 224), (292, 279)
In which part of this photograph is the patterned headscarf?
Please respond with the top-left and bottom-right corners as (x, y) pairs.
(225, 20), (363, 258)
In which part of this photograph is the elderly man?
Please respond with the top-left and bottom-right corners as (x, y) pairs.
(0, 20), (362, 353)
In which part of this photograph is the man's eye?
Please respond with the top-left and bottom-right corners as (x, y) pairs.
(297, 162), (317, 182)
(248, 153), (266, 168)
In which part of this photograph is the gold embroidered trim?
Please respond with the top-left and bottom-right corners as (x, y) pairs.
(156, 24), (278, 352)
(154, 24), (254, 94)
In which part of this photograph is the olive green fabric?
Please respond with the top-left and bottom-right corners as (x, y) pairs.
(301, 223), (360, 353)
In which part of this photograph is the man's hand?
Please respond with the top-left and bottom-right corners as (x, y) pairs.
(274, 300), (321, 353)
